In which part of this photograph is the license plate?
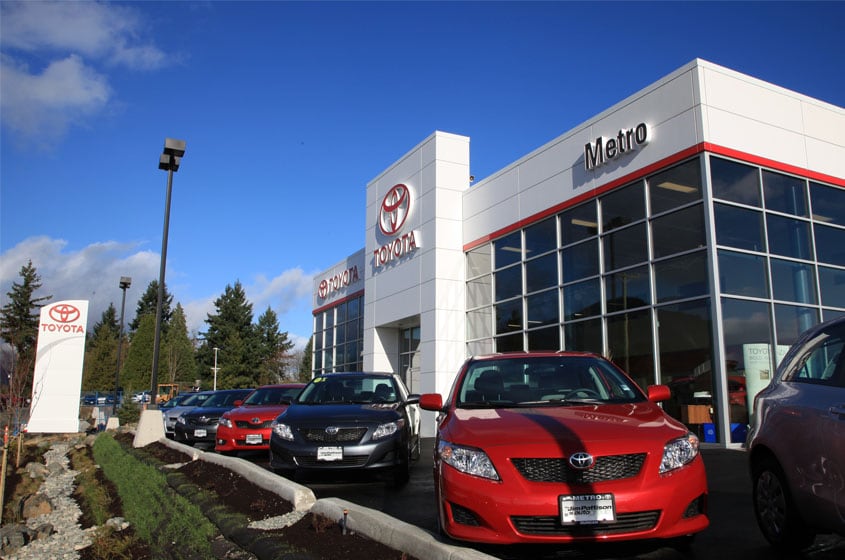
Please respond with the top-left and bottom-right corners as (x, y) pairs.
(317, 446), (343, 461)
(245, 434), (263, 445)
(193, 429), (207, 438)
(559, 493), (616, 524)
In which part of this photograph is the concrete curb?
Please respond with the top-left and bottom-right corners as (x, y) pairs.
(154, 437), (495, 560)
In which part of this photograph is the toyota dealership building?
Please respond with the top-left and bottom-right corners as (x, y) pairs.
(311, 59), (845, 445)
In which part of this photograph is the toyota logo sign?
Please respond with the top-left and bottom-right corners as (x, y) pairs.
(48, 303), (81, 323)
(568, 452), (594, 470)
(378, 184), (411, 236)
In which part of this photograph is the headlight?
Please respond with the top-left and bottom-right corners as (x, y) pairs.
(271, 421), (294, 441)
(373, 419), (404, 440)
(218, 417), (232, 429)
(438, 440), (500, 481)
(660, 432), (700, 474)
(176, 414), (186, 425)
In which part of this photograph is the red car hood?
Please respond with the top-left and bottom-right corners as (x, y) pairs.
(443, 402), (686, 449)
(225, 404), (289, 421)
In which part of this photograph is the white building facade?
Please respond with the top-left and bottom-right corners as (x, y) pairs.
(311, 59), (845, 446)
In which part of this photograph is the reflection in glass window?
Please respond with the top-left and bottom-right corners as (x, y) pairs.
(818, 266), (845, 309)
(654, 252), (708, 303)
(649, 158), (702, 214)
(564, 279), (601, 320)
(314, 330), (323, 351)
(495, 231), (522, 268)
(526, 253), (557, 293)
(810, 182), (845, 226)
(528, 326), (560, 351)
(771, 259), (816, 304)
(710, 156), (761, 206)
(763, 170), (807, 216)
(467, 275), (493, 308)
(336, 302), (347, 323)
(603, 223), (647, 271)
(607, 309), (654, 390)
(601, 182), (645, 231)
(561, 202), (598, 244)
(814, 224), (845, 266)
(467, 307), (493, 340)
(718, 250), (768, 298)
(714, 204), (765, 251)
(767, 215), (812, 260)
(774, 304), (818, 348)
(525, 218), (557, 256)
(325, 309), (334, 329)
(467, 244), (492, 277)
(348, 297), (360, 319)
(651, 204), (705, 258)
(467, 339), (494, 356)
(721, 297), (774, 412)
(496, 332), (523, 352)
(564, 318), (603, 353)
(527, 289), (559, 327)
(495, 265), (522, 302)
(496, 299), (523, 334)
(605, 265), (650, 312)
(562, 239), (599, 282)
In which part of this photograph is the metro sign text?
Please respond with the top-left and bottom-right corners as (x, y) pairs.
(584, 123), (649, 171)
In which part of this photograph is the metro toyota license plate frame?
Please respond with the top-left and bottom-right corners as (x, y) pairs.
(559, 493), (616, 525)
(244, 433), (263, 445)
(317, 446), (343, 462)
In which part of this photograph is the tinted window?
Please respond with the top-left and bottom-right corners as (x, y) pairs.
(651, 204), (705, 258)
(649, 158), (702, 214)
(763, 170), (807, 216)
(715, 204), (765, 251)
(561, 203), (598, 244)
(602, 183), (645, 231)
(711, 157), (760, 206)
(810, 182), (845, 226)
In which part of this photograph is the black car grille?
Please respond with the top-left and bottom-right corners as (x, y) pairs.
(511, 510), (660, 536)
(184, 416), (220, 428)
(235, 419), (273, 429)
(511, 453), (646, 484)
(294, 455), (369, 467)
(299, 427), (368, 443)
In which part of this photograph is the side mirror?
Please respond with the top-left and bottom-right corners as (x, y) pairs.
(405, 394), (420, 405)
(420, 393), (444, 411)
(233, 400), (244, 407)
(647, 385), (671, 403)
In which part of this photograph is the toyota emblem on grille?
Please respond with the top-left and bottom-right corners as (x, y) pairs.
(569, 452), (594, 470)
(251, 417), (260, 424)
(326, 426), (339, 434)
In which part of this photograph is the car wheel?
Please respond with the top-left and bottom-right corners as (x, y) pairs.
(752, 455), (816, 550)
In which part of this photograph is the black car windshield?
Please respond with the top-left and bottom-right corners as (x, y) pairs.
(243, 386), (303, 406)
(177, 392), (211, 407)
(457, 355), (644, 408)
(199, 390), (251, 407)
(297, 375), (399, 405)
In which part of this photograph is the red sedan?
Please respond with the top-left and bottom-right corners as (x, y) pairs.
(419, 352), (708, 547)
(215, 383), (305, 454)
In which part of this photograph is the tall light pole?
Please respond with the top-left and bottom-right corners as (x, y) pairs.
(113, 276), (131, 414)
(151, 138), (186, 408)
(212, 347), (219, 391)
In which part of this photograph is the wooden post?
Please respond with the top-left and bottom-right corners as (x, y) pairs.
(0, 426), (10, 524)
(16, 429), (23, 468)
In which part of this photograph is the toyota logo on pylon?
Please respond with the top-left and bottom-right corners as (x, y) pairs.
(48, 303), (81, 323)
(378, 184), (411, 236)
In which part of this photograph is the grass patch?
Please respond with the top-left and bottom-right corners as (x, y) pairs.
(92, 433), (216, 559)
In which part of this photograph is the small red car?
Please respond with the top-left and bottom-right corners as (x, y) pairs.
(419, 352), (708, 547)
(215, 383), (305, 454)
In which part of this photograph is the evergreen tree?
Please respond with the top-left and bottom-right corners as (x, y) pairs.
(255, 306), (295, 384)
(0, 261), (52, 407)
(129, 280), (172, 333)
(163, 304), (196, 386)
(82, 304), (120, 391)
(121, 313), (158, 394)
(198, 281), (259, 389)
(298, 338), (313, 383)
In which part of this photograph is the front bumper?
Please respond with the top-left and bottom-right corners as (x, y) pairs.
(436, 451), (708, 544)
(268, 435), (405, 472)
(173, 423), (219, 444)
(215, 425), (272, 452)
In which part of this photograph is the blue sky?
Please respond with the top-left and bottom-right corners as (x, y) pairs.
(2, 1), (844, 349)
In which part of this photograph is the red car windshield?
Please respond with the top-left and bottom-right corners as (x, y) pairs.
(457, 355), (645, 407)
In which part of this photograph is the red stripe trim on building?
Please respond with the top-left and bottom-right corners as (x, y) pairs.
(463, 142), (845, 252)
(312, 289), (365, 316)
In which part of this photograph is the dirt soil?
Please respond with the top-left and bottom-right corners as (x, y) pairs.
(112, 432), (419, 560)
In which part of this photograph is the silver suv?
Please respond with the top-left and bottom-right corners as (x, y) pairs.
(747, 316), (845, 550)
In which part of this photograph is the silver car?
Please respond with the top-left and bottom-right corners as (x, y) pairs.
(747, 316), (845, 550)
(162, 391), (214, 438)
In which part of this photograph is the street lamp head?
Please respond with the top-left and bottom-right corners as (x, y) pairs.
(159, 138), (186, 172)
(119, 276), (132, 289)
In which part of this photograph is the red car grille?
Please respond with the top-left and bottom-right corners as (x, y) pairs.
(300, 427), (368, 443)
(511, 510), (660, 535)
(511, 453), (646, 483)
(235, 420), (273, 429)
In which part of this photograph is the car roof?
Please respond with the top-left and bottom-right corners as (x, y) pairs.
(469, 351), (604, 361)
(314, 372), (394, 378)
(256, 383), (306, 388)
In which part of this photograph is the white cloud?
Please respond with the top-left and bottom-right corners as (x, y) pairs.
(0, 237), (315, 350)
(0, 1), (167, 145)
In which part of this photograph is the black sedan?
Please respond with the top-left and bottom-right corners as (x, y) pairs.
(268, 372), (420, 485)
(174, 388), (253, 446)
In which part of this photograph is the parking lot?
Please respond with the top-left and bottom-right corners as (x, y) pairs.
(231, 439), (844, 560)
